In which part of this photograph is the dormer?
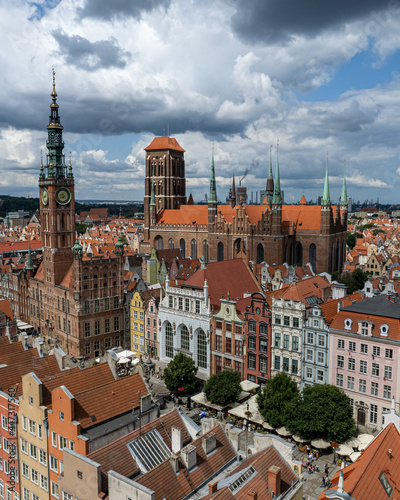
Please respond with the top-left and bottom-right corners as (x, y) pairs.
(380, 324), (389, 337)
(344, 318), (352, 330)
(357, 320), (373, 336)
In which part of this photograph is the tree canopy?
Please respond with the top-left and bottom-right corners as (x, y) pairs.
(286, 384), (355, 442)
(163, 353), (198, 394)
(332, 268), (369, 294)
(257, 372), (299, 429)
(203, 370), (241, 406)
(346, 231), (363, 250)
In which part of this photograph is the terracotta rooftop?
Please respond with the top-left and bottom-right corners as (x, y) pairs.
(184, 259), (261, 310)
(145, 137), (185, 152)
(318, 423), (400, 499)
(0, 299), (14, 321)
(88, 409), (191, 493)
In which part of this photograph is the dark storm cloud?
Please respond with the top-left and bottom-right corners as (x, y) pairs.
(52, 32), (131, 71)
(230, 0), (389, 43)
(77, 0), (171, 21)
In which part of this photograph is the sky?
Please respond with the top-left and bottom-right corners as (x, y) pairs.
(1, 0), (400, 204)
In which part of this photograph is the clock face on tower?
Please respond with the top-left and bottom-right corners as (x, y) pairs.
(41, 188), (48, 206)
(55, 187), (72, 205)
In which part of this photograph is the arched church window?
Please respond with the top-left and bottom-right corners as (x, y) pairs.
(203, 240), (208, 263)
(181, 325), (190, 351)
(309, 244), (317, 273)
(197, 330), (207, 369)
(191, 239), (197, 259)
(256, 244), (264, 264)
(180, 239), (186, 258)
(217, 242), (224, 261)
(165, 322), (173, 358)
(168, 239), (174, 249)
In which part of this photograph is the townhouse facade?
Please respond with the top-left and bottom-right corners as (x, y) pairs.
(130, 291), (145, 355)
(144, 294), (160, 358)
(329, 296), (400, 431)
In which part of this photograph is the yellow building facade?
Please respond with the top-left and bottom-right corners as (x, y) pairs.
(130, 291), (145, 355)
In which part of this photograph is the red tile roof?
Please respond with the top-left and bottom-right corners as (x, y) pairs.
(184, 259), (261, 310)
(0, 299), (14, 321)
(145, 137), (185, 152)
(330, 309), (400, 340)
(318, 423), (400, 499)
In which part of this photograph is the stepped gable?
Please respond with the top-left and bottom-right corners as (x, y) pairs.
(318, 423), (400, 499)
(184, 259), (261, 310)
(88, 409), (191, 493)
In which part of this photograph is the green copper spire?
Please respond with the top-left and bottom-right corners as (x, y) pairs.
(340, 165), (347, 206)
(208, 145), (217, 204)
(26, 242), (33, 271)
(150, 171), (156, 207)
(322, 154), (331, 206)
(272, 140), (282, 204)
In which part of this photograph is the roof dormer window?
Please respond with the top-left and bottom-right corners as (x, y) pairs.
(344, 318), (352, 330)
(361, 321), (369, 336)
(380, 324), (389, 337)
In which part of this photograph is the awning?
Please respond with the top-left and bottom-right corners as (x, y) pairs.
(311, 438), (331, 449)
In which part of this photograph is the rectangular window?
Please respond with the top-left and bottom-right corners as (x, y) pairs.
(318, 335), (325, 347)
(359, 379), (367, 393)
(22, 463), (29, 479)
(216, 356), (222, 372)
(195, 301), (200, 314)
(317, 351), (324, 364)
(360, 360), (367, 374)
(383, 385), (392, 400)
(29, 419), (36, 436)
(371, 382), (379, 396)
(1, 416), (7, 430)
(292, 359), (298, 374)
(259, 323), (268, 334)
(259, 357), (267, 373)
(349, 341), (356, 352)
(50, 455), (58, 473)
(20, 438), (28, 454)
(226, 337), (232, 354)
(168, 296), (173, 308)
(293, 317), (299, 328)
(385, 348), (393, 359)
(105, 318), (110, 334)
(178, 297), (183, 310)
(307, 332), (314, 344)
(235, 340), (242, 357)
(248, 321), (256, 333)
(337, 355), (344, 368)
(338, 339), (345, 349)
(360, 343), (368, 354)
(336, 374), (343, 387)
(215, 335), (222, 352)
(39, 449), (47, 466)
(59, 435), (67, 450)
(235, 361), (241, 373)
(306, 367), (313, 379)
(260, 339), (268, 353)
(370, 404), (378, 425)
(248, 354), (256, 370)
(274, 333), (281, 348)
(185, 299), (190, 312)
(348, 357), (355, 371)
(31, 469), (38, 485)
(373, 346), (381, 357)
(283, 357), (289, 372)
(283, 334), (290, 349)
(104, 297), (110, 311)
(372, 363), (380, 377)
(85, 342), (91, 355)
(317, 370), (324, 382)
(284, 316), (290, 326)
(51, 481), (59, 499)
(30, 443), (37, 460)
(94, 299), (100, 313)
(384, 365), (392, 381)
(347, 376), (355, 390)
(114, 316), (119, 331)
(40, 474), (48, 492)
(23, 488), (29, 500)
(94, 320), (100, 336)
(306, 349), (313, 361)
(274, 356), (280, 371)
(22, 415), (27, 431)
(247, 335), (256, 350)
(3, 438), (8, 453)
(275, 315), (281, 325)
(113, 296), (119, 309)
(52, 431), (57, 448)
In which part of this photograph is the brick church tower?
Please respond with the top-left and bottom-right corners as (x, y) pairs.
(143, 137), (186, 243)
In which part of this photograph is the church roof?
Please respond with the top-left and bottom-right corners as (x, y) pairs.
(145, 137), (185, 152)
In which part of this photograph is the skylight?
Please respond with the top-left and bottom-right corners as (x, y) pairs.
(127, 429), (171, 473)
(228, 466), (256, 493)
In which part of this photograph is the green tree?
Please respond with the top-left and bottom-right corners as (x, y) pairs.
(163, 353), (198, 394)
(75, 222), (90, 235)
(257, 372), (299, 429)
(287, 384), (355, 442)
(203, 370), (241, 406)
(346, 232), (363, 250)
(335, 268), (369, 294)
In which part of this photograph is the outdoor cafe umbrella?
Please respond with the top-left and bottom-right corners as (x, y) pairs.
(343, 438), (360, 449)
(357, 434), (374, 447)
(311, 438), (331, 449)
(349, 451), (361, 462)
(293, 434), (306, 443)
(276, 427), (291, 437)
(262, 422), (274, 430)
(337, 444), (353, 456)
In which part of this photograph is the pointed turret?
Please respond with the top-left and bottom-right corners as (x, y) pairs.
(272, 142), (282, 205)
(208, 146), (217, 204)
(266, 145), (274, 197)
(231, 173), (236, 208)
(340, 172), (347, 206)
(208, 145), (218, 231)
(322, 155), (331, 205)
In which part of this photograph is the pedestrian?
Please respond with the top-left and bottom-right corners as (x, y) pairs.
(309, 452), (313, 463)
(324, 462), (328, 474)
(308, 465), (312, 474)
(321, 476), (326, 488)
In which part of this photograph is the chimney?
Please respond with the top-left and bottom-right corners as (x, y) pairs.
(247, 490), (257, 500)
(169, 454), (179, 473)
(181, 444), (197, 470)
(268, 466), (281, 497)
(172, 427), (183, 453)
(202, 432), (216, 455)
(208, 480), (218, 495)
(141, 393), (151, 412)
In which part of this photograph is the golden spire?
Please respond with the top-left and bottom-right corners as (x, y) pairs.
(40, 150), (43, 169)
(51, 67), (57, 101)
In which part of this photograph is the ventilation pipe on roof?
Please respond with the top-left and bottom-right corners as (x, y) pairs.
(180, 444), (197, 470)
